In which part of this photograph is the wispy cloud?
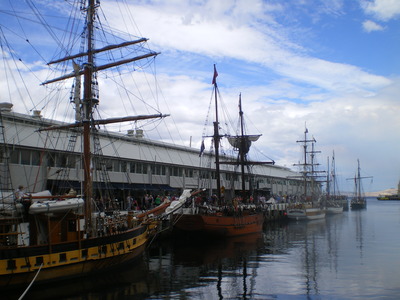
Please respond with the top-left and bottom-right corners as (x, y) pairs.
(362, 19), (385, 32)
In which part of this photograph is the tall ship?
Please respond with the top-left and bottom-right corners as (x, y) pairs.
(0, 0), (168, 288)
(348, 159), (372, 209)
(286, 128), (326, 220)
(325, 151), (344, 214)
(171, 66), (270, 237)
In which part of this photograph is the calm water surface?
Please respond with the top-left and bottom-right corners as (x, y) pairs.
(9, 198), (400, 299)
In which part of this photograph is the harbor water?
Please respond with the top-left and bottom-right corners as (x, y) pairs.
(7, 198), (400, 299)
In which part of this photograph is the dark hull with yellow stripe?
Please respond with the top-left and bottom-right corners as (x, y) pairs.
(0, 225), (148, 288)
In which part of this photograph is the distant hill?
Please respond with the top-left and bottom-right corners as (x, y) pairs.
(365, 188), (398, 197)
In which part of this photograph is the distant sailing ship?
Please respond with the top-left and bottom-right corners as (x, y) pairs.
(0, 0), (169, 288)
(325, 152), (344, 214)
(348, 159), (372, 209)
(287, 128), (326, 220)
(172, 65), (270, 237)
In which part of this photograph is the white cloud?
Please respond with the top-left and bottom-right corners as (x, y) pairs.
(361, 0), (400, 21)
(103, 1), (391, 99)
(362, 20), (385, 32)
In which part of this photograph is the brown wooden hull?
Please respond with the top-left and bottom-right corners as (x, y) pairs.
(174, 213), (264, 237)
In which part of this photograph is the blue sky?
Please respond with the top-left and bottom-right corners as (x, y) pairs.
(0, 0), (399, 193)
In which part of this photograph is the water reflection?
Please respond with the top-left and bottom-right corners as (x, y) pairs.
(4, 257), (155, 299)
(5, 200), (400, 299)
(286, 220), (326, 297)
(353, 210), (365, 259)
(148, 232), (264, 299)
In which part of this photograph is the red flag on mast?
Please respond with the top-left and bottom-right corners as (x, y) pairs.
(212, 64), (218, 85)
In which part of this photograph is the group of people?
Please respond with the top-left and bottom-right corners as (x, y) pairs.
(125, 194), (179, 211)
(93, 193), (166, 212)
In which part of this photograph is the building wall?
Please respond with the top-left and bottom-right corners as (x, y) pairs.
(1, 111), (308, 197)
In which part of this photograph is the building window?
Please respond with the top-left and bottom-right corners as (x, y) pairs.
(31, 151), (41, 166)
(67, 155), (76, 168)
(185, 168), (193, 178)
(154, 164), (160, 175)
(121, 161), (127, 172)
(106, 160), (112, 171)
(129, 162), (136, 173)
(151, 164), (165, 175)
(10, 149), (19, 164)
(151, 165), (156, 175)
(200, 170), (209, 179)
(113, 160), (120, 172)
(140, 163), (148, 174)
(47, 153), (55, 167)
(172, 167), (182, 177)
(21, 149), (30, 165)
(56, 153), (67, 167)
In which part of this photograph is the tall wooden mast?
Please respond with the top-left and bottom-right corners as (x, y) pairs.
(212, 64), (222, 202)
(238, 93), (246, 194)
(295, 127), (315, 198)
(41, 0), (167, 236)
(82, 0), (95, 234)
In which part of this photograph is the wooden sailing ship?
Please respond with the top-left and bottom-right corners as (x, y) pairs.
(0, 0), (168, 288)
(172, 65), (269, 237)
(287, 128), (326, 220)
(325, 152), (344, 214)
(348, 159), (371, 209)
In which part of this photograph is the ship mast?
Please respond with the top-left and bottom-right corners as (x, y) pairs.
(238, 93), (246, 195)
(212, 64), (222, 203)
(295, 127), (317, 198)
(41, 0), (168, 236)
(81, 0), (95, 233)
(218, 92), (274, 201)
(346, 159), (372, 200)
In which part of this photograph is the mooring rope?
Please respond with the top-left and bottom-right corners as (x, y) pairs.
(18, 263), (43, 300)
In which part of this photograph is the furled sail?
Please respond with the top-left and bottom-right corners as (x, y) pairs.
(227, 134), (261, 154)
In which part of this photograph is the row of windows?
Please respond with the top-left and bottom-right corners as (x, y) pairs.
(8, 148), (196, 177)
(7, 147), (302, 186)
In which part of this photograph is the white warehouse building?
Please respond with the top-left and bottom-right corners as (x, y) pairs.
(0, 103), (306, 201)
